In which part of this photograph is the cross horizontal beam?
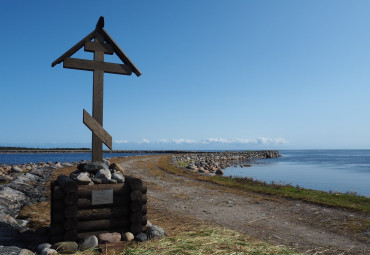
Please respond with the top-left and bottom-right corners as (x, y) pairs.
(63, 57), (132, 75)
(84, 41), (114, 55)
(83, 109), (112, 150)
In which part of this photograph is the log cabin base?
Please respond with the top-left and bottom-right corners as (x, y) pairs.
(50, 175), (147, 243)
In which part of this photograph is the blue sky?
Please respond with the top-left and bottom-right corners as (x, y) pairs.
(1, 0), (370, 150)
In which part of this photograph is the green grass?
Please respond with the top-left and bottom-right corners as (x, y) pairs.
(159, 155), (370, 213)
(117, 226), (298, 255)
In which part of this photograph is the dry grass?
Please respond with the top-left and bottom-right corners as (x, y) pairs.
(109, 226), (297, 255)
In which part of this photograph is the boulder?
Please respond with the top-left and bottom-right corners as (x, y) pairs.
(18, 249), (34, 255)
(51, 241), (78, 254)
(95, 169), (111, 180)
(0, 175), (13, 183)
(103, 158), (111, 167)
(109, 163), (124, 174)
(41, 248), (58, 255)
(7, 181), (42, 203)
(106, 179), (117, 184)
(37, 243), (52, 254)
(98, 232), (121, 243)
(147, 225), (165, 239)
(91, 178), (102, 184)
(0, 246), (21, 254)
(215, 169), (224, 175)
(121, 232), (134, 242)
(80, 161), (109, 174)
(135, 232), (148, 242)
(79, 235), (98, 251)
(11, 166), (23, 173)
(112, 171), (125, 183)
(76, 172), (92, 185)
(0, 187), (29, 216)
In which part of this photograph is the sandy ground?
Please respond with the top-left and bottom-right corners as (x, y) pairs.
(119, 155), (369, 255)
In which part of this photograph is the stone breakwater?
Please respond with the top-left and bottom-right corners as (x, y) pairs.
(172, 150), (280, 176)
(0, 161), (73, 254)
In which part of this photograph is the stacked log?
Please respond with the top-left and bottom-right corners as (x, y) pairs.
(51, 174), (148, 241)
(126, 176), (147, 235)
(51, 175), (78, 242)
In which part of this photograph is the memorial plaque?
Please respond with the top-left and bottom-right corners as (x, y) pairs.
(92, 189), (113, 205)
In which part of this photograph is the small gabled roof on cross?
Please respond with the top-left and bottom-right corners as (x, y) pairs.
(51, 16), (141, 77)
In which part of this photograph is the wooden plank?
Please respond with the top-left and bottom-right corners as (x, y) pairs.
(92, 35), (104, 163)
(100, 28), (141, 77)
(63, 57), (132, 75)
(77, 207), (130, 221)
(85, 41), (114, 54)
(51, 29), (97, 67)
(83, 109), (112, 150)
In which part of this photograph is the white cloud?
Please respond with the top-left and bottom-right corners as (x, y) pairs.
(113, 137), (288, 146)
(172, 138), (197, 144)
(158, 139), (169, 144)
(203, 137), (230, 144)
(115, 139), (129, 144)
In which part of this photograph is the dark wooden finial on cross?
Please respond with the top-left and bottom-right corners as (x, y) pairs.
(96, 16), (104, 29)
(51, 16), (141, 162)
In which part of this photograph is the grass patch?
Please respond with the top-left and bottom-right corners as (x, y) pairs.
(115, 226), (297, 255)
(158, 155), (370, 213)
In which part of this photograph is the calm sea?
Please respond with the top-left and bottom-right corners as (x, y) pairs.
(0, 152), (148, 165)
(223, 150), (370, 197)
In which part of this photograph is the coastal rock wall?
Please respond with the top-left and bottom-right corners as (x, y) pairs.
(172, 150), (280, 175)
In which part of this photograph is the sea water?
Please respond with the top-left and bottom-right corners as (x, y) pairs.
(0, 152), (148, 165)
(223, 150), (370, 197)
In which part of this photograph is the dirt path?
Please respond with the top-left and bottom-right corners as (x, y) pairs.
(119, 155), (369, 255)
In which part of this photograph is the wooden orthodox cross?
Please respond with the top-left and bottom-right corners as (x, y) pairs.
(52, 17), (141, 162)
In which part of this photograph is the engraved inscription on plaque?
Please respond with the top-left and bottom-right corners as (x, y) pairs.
(91, 189), (113, 205)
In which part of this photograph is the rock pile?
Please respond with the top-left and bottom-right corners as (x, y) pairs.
(69, 160), (125, 185)
(0, 162), (70, 254)
(172, 150), (280, 176)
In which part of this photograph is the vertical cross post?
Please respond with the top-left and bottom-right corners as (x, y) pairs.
(92, 33), (104, 162)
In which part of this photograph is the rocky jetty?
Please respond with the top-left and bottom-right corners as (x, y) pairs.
(172, 150), (280, 176)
